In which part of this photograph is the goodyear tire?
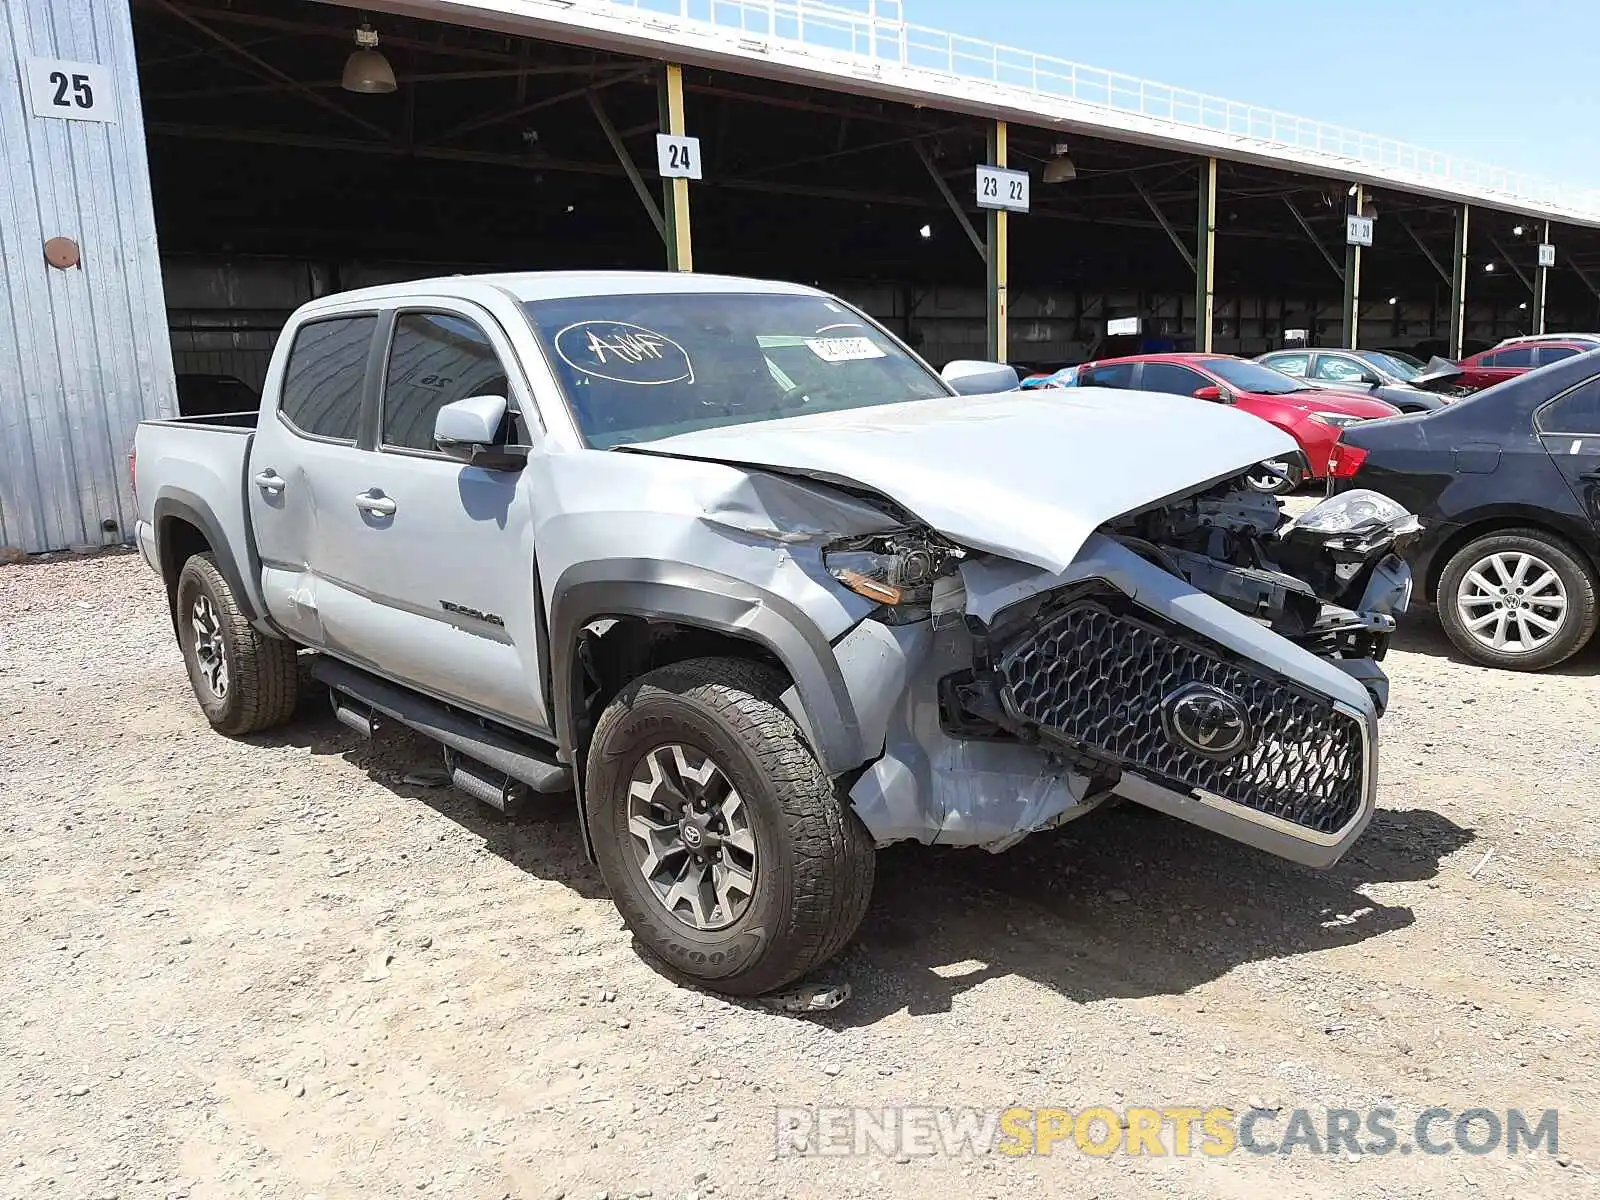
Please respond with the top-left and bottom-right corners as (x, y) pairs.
(585, 657), (875, 995)
(175, 553), (300, 735)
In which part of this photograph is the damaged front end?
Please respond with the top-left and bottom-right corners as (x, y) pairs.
(838, 480), (1419, 868)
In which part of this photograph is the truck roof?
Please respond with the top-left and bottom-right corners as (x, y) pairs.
(297, 270), (826, 315)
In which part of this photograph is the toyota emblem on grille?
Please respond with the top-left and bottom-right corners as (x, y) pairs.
(1161, 683), (1254, 760)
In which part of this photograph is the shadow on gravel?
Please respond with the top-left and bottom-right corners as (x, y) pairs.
(1389, 612), (1600, 676)
(819, 802), (1474, 1027)
(259, 679), (1473, 1018)
(257, 685), (608, 900)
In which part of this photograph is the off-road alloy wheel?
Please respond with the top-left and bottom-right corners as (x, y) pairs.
(585, 657), (876, 995)
(1437, 530), (1599, 671)
(175, 553), (300, 735)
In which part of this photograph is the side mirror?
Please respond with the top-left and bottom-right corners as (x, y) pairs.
(1192, 384), (1227, 403)
(434, 395), (527, 471)
(941, 359), (1021, 396)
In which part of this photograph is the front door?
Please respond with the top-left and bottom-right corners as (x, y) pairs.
(315, 305), (551, 735)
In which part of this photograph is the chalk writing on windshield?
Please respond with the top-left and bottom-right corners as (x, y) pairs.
(553, 320), (695, 386)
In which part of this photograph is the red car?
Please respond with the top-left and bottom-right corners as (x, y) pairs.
(1453, 338), (1598, 392)
(1075, 353), (1401, 494)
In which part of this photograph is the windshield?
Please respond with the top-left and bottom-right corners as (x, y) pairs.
(520, 293), (950, 447)
(1203, 358), (1309, 396)
(1353, 350), (1420, 381)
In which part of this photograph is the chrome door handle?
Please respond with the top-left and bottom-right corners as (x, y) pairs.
(355, 490), (397, 517)
(253, 469), (285, 494)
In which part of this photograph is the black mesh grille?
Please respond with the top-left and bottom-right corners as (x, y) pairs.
(996, 599), (1366, 834)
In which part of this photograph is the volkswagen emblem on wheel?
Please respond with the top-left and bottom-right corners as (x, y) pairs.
(1160, 683), (1253, 760)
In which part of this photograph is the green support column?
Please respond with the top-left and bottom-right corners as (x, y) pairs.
(1343, 183), (1363, 349)
(986, 121), (1008, 363)
(657, 63), (693, 272)
(1533, 219), (1551, 335)
(1195, 157), (1217, 352)
(1449, 204), (1470, 359)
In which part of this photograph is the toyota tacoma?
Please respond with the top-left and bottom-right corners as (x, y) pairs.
(132, 271), (1417, 994)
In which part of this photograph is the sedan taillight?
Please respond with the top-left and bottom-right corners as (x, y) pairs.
(1327, 441), (1369, 479)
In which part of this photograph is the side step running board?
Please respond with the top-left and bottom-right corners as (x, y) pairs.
(311, 656), (571, 795)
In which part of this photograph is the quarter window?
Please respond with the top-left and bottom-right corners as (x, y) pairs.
(1539, 378), (1600, 434)
(382, 313), (512, 452)
(278, 316), (377, 442)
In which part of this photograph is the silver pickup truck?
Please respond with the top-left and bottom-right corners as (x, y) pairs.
(133, 271), (1418, 995)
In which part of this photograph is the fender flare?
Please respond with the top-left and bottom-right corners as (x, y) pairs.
(152, 491), (260, 626)
(547, 558), (867, 781)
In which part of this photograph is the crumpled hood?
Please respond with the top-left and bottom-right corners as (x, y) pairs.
(627, 388), (1297, 573)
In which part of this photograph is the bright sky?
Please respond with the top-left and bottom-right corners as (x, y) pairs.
(907, 0), (1600, 192)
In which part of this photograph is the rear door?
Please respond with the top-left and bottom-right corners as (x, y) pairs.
(317, 303), (551, 733)
(248, 312), (382, 646)
(1536, 374), (1600, 530)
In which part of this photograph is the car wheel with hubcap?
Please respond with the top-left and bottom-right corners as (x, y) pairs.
(585, 656), (875, 995)
(1437, 530), (1598, 671)
(175, 552), (300, 734)
(1244, 460), (1303, 495)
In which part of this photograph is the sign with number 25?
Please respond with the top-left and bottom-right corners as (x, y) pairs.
(27, 58), (115, 123)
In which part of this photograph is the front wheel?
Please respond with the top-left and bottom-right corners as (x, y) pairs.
(1436, 530), (1599, 671)
(585, 657), (875, 995)
(1244, 460), (1303, 495)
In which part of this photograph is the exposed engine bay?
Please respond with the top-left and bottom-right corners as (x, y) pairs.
(1102, 479), (1421, 673)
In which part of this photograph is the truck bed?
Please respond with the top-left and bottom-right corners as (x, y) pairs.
(133, 412), (268, 619)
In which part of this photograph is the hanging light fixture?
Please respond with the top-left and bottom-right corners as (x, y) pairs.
(1042, 143), (1078, 185)
(342, 22), (397, 94)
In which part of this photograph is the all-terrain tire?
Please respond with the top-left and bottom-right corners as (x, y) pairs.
(175, 553), (300, 735)
(1436, 529), (1599, 671)
(585, 657), (876, 996)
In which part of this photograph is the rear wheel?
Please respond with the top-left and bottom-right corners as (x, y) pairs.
(1437, 530), (1598, 671)
(175, 553), (300, 734)
(585, 657), (875, 995)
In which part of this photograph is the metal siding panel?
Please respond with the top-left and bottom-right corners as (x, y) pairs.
(0, 0), (173, 554)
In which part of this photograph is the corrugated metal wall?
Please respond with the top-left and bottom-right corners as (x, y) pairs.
(0, 0), (174, 554)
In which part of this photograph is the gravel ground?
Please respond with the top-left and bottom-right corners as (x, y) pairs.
(2, 547), (1598, 1200)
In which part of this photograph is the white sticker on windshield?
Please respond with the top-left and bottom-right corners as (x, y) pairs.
(805, 336), (885, 364)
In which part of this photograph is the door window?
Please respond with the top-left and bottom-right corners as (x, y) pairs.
(1078, 363), (1136, 389)
(1312, 356), (1369, 383)
(1137, 363), (1210, 397)
(1538, 378), (1600, 434)
(1263, 353), (1310, 378)
(382, 312), (513, 452)
(278, 316), (377, 442)
(1535, 345), (1582, 366)
(1484, 347), (1535, 368)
